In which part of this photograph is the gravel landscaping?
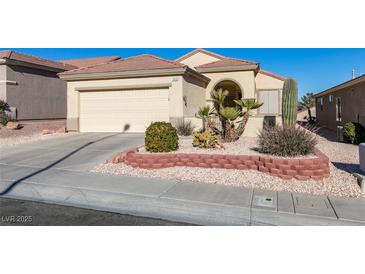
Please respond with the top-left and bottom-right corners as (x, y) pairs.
(0, 120), (68, 148)
(138, 136), (316, 159)
(91, 128), (364, 198)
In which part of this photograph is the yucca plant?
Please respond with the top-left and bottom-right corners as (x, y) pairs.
(198, 88), (263, 143)
(233, 98), (263, 140)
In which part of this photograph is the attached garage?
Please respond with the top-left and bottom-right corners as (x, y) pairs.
(79, 88), (169, 132)
(58, 54), (210, 133)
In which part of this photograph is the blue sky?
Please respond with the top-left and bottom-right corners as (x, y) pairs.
(2, 48), (365, 97)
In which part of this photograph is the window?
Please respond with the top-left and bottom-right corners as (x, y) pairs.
(329, 95), (333, 102)
(336, 97), (342, 121)
(317, 97), (323, 111)
(257, 90), (279, 115)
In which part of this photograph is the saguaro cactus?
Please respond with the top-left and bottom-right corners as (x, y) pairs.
(282, 78), (298, 127)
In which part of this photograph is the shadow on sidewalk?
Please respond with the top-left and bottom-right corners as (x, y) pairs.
(0, 133), (120, 195)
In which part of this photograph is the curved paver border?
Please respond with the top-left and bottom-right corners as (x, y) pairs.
(107, 148), (330, 181)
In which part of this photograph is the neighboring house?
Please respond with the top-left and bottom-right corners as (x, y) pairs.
(58, 49), (287, 136)
(0, 50), (121, 121)
(314, 74), (365, 131)
(0, 50), (76, 120)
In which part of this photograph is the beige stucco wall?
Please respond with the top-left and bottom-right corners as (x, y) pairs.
(179, 52), (220, 69)
(182, 76), (206, 129)
(66, 75), (186, 131)
(255, 72), (284, 90)
(0, 65), (7, 101)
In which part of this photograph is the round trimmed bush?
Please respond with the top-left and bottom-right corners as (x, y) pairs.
(343, 122), (365, 145)
(145, 122), (179, 152)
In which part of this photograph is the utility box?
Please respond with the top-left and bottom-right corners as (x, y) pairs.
(360, 143), (365, 173)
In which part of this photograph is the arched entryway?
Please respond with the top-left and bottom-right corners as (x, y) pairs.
(213, 80), (243, 107)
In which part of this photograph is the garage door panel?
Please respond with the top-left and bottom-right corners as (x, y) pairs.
(79, 89), (169, 132)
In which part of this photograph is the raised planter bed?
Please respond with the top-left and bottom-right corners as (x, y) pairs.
(107, 147), (330, 181)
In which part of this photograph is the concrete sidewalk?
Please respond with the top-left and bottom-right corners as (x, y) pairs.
(1, 165), (365, 225)
(1, 132), (365, 225)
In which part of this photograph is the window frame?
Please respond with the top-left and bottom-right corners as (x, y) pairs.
(336, 97), (342, 122)
(256, 89), (281, 116)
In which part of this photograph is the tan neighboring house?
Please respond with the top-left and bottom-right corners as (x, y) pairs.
(315, 74), (365, 131)
(58, 49), (286, 136)
(0, 50), (119, 120)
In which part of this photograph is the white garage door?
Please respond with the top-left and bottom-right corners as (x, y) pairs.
(79, 89), (169, 132)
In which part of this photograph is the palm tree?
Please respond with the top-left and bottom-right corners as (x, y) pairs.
(233, 98), (263, 140)
(300, 92), (315, 122)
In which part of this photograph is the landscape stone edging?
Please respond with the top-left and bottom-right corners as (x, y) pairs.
(107, 148), (330, 181)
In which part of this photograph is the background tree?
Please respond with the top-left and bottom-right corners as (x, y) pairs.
(300, 92), (315, 122)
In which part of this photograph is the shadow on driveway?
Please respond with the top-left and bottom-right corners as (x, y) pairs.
(0, 133), (120, 196)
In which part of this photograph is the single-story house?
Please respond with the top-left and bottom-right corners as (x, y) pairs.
(0, 50), (120, 120)
(314, 74), (365, 131)
(58, 49), (287, 136)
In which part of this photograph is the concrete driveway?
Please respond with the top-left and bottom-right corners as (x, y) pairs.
(0, 132), (144, 172)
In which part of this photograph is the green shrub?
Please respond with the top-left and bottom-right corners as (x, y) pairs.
(192, 130), (219, 149)
(258, 126), (317, 157)
(176, 119), (195, 136)
(0, 113), (9, 126)
(145, 122), (179, 152)
(343, 122), (365, 144)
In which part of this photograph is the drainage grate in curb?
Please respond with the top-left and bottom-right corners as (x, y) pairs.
(253, 195), (275, 208)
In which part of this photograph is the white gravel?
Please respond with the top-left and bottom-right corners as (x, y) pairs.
(91, 130), (364, 198)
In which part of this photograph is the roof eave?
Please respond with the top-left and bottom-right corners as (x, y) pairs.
(314, 75), (365, 97)
(0, 58), (75, 72)
(58, 66), (208, 82)
(196, 64), (259, 74)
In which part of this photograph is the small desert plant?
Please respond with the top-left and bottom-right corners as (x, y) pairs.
(343, 122), (365, 145)
(145, 122), (179, 152)
(0, 99), (10, 126)
(258, 126), (317, 157)
(192, 130), (220, 149)
(176, 119), (195, 136)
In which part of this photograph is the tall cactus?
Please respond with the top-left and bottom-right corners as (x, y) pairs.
(282, 78), (298, 127)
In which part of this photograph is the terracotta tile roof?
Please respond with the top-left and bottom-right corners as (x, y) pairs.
(195, 57), (258, 69)
(259, 69), (287, 81)
(60, 56), (121, 68)
(0, 50), (76, 71)
(175, 48), (227, 62)
(59, 54), (187, 75)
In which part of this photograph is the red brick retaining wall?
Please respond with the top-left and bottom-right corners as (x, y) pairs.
(107, 148), (330, 181)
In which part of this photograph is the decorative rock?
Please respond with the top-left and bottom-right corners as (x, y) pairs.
(6, 121), (21, 129)
(56, 127), (67, 133)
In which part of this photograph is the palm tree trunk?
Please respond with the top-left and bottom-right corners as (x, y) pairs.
(233, 112), (250, 141)
(307, 107), (312, 121)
